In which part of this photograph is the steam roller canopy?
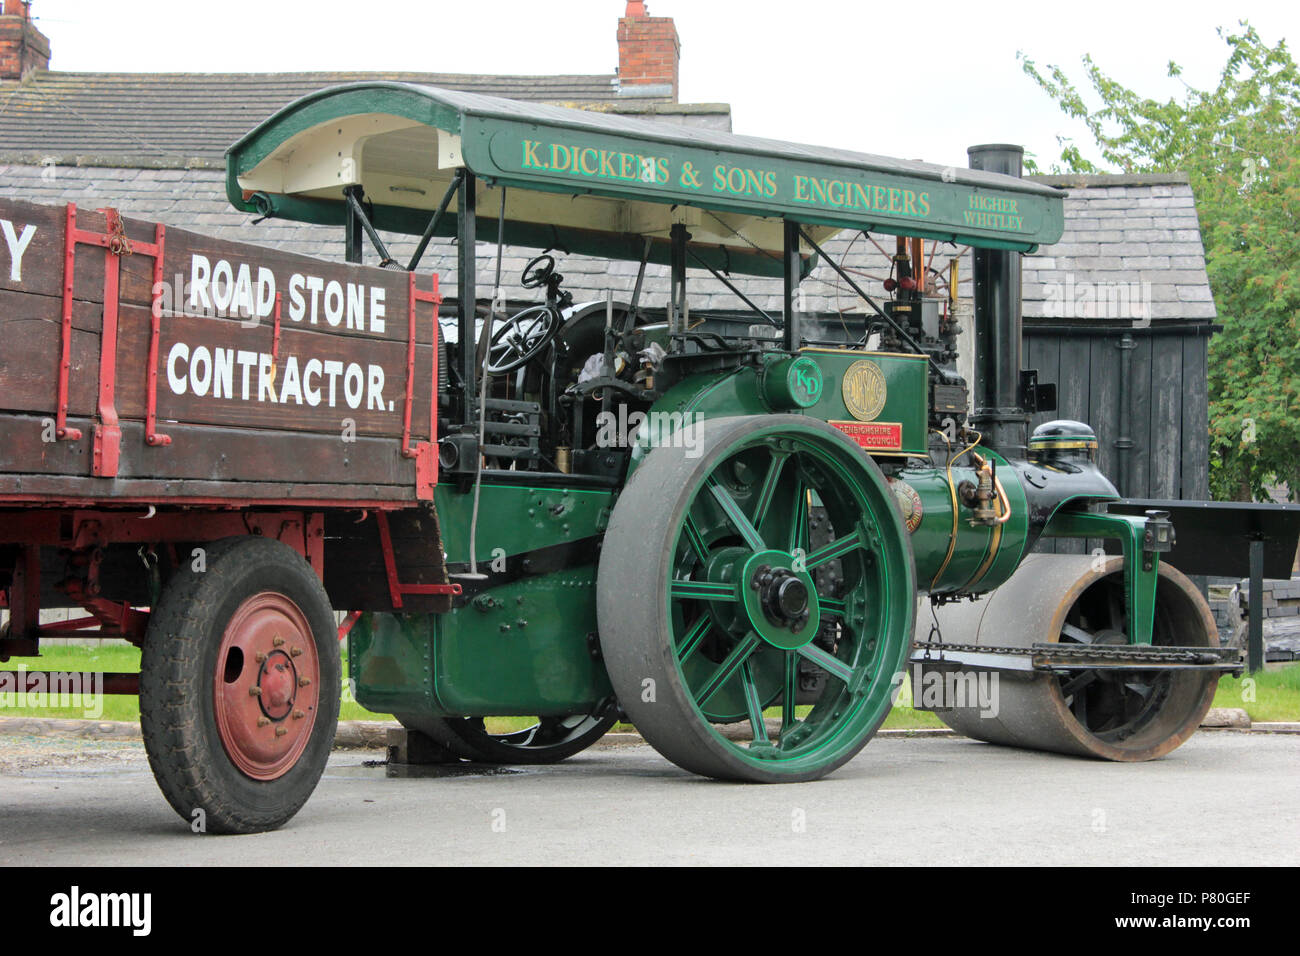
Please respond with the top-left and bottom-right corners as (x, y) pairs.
(930, 554), (1219, 761)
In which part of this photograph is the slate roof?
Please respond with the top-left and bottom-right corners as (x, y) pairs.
(0, 164), (1214, 324)
(1025, 173), (1215, 322)
(0, 70), (727, 166)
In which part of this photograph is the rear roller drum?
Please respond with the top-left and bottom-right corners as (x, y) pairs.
(598, 415), (916, 782)
(933, 553), (1219, 761)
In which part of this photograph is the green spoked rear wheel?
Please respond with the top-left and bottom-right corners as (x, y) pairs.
(598, 415), (916, 782)
(395, 706), (618, 765)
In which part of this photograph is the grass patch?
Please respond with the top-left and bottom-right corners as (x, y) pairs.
(8, 645), (1290, 731)
(1212, 663), (1300, 723)
(881, 707), (947, 730)
(0, 645), (143, 721)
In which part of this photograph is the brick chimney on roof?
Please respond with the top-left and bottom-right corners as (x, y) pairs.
(0, 1), (50, 81)
(617, 2), (680, 102)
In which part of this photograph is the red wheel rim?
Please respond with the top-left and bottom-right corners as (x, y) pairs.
(213, 592), (320, 781)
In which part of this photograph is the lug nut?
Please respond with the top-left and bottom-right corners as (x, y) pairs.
(257, 716), (270, 727)
(273, 635), (285, 647)
(290, 647), (303, 658)
(275, 726), (288, 737)
(248, 686), (262, 697)
(298, 676), (311, 687)
(255, 651), (267, 663)
(293, 710), (305, 720)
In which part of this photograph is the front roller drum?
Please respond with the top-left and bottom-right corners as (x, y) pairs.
(932, 553), (1219, 761)
(598, 415), (916, 782)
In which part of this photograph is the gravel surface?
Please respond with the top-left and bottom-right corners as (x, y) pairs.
(0, 735), (148, 774)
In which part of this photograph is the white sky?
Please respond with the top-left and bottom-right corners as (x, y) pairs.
(32, 0), (1300, 170)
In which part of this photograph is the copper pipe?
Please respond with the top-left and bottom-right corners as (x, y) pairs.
(992, 473), (1013, 525)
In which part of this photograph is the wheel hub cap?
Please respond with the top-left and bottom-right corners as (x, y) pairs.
(739, 550), (821, 650)
(213, 593), (320, 781)
(257, 650), (298, 720)
(754, 566), (810, 629)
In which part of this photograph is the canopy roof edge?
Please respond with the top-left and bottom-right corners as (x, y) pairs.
(226, 82), (1064, 273)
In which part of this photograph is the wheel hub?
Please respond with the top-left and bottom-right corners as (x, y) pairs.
(752, 565), (810, 630)
(739, 550), (821, 651)
(212, 593), (319, 781)
(1087, 628), (1138, 688)
(257, 649), (298, 720)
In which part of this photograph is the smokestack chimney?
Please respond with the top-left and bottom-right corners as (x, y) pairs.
(617, 2), (680, 101)
(967, 143), (1028, 457)
(0, 1), (50, 81)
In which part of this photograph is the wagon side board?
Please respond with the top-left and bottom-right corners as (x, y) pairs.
(0, 196), (440, 505)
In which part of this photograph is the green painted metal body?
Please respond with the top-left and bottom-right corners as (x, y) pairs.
(432, 482), (612, 565)
(1039, 510), (1161, 644)
(349, 357), (1156, 719)
(896, 455), (1031, 595)
(642, 353), (1031, 596)
(648, 351), (929, 458)
(349, 566), (612, 717)
(350, 482), (614, 717)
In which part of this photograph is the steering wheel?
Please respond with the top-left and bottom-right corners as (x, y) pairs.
(520, 254), (557, 290)
(486, 304), (561, 375)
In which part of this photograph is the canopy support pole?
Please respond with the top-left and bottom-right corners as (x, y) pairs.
(782, 219), (801, 351)
(458, 170), (478, 427)
(625, 236), (653, 335)
(669, 223), (689, 336)
(407, 170), (463, 273)
(344, 187), (364, 264)
(1248, 536), (1264, 674)
(343, 186), (396, 267)
(460, 183), (506, 583)
(688, 248), (777, 328)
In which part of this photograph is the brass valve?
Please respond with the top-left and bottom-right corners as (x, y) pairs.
(963, 453), (1012, 528)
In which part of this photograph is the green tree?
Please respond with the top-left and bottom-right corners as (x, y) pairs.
(1020, 23), (1300, 501)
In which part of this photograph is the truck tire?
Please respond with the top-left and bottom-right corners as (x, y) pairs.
(139, 536), (340, 834)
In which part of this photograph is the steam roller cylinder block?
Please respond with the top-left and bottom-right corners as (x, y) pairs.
(930, 554), (1219, 761)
